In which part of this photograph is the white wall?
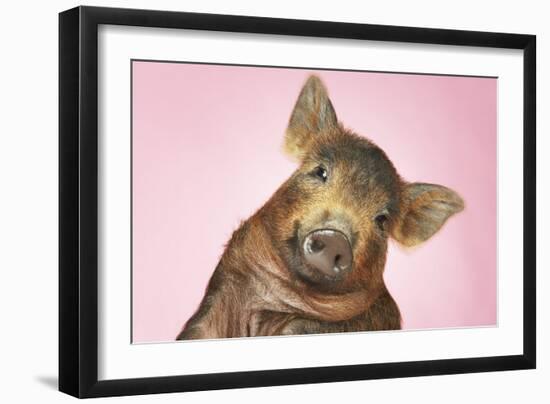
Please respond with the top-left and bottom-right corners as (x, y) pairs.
(0, 0), (546, 402)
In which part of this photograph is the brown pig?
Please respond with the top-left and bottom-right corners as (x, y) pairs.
(176, 75), (464, 340)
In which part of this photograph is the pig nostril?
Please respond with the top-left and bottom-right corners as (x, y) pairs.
(334, 254), (342, 265)
(308, 238), (325, 253)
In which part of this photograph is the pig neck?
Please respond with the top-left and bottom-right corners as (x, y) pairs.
(221, 215), (383, 324)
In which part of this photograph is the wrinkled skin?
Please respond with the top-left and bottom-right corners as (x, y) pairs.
(177, 75), (464, 340)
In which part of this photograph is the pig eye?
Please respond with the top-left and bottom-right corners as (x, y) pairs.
(375, 214), (388, 232)
(312, 166), (328, 182)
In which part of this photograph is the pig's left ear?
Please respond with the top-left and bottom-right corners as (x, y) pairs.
(391, 183), (464, 247)
(285, 75), (338, 159)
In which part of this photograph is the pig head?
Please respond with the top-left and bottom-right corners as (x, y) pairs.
(176, 75), (464, 340)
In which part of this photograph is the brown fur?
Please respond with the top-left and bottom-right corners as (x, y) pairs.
(176, 75), (464, 340)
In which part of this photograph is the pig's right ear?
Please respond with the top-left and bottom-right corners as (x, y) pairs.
(285, 75), (338, 159)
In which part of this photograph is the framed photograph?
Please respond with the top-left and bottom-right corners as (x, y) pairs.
(59, 6), (536, 398)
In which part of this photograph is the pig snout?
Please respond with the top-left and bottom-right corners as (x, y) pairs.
(302, 229), (353, 279)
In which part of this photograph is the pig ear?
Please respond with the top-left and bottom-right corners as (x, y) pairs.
(392, 183), (464, 247)
(285, 75), (338, 159)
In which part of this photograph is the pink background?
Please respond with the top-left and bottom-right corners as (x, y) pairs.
(132, 61), (497, 343)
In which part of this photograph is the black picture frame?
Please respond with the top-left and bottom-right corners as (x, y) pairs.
(59, 5), (536, 398)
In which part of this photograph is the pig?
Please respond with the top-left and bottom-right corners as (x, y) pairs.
(176, 75), (464, 340)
